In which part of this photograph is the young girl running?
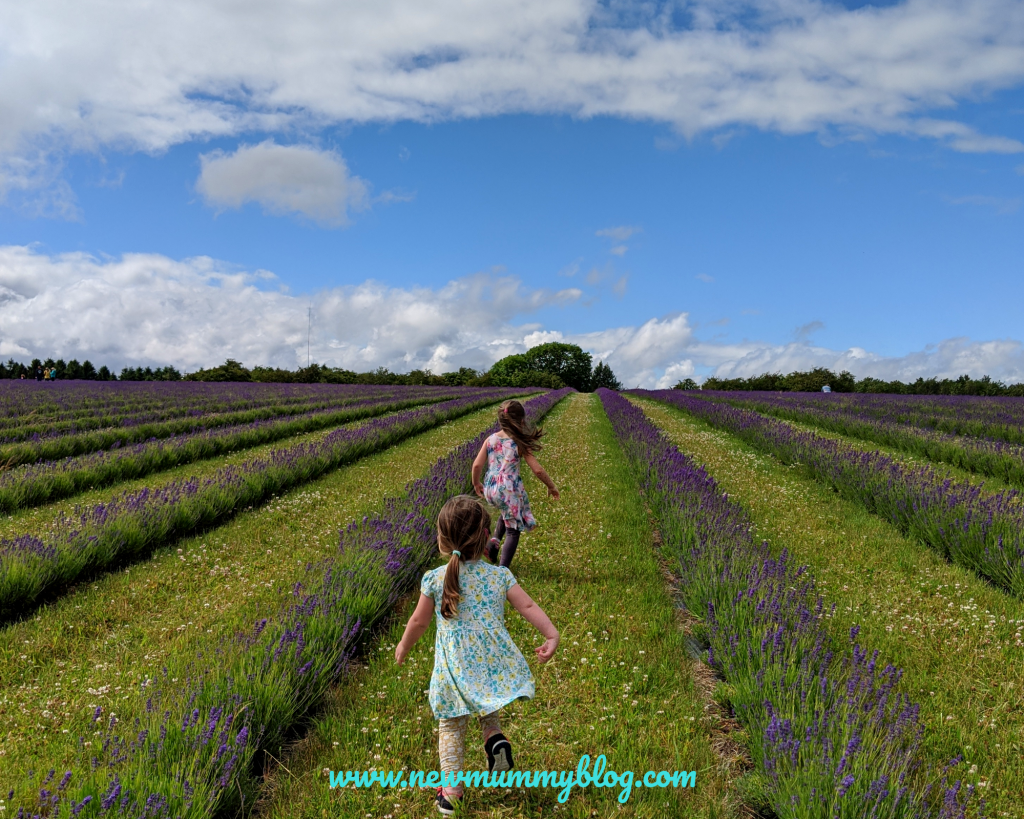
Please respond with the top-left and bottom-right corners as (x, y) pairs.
(472, 399), (559, 569)
(395, 495), (560, 815)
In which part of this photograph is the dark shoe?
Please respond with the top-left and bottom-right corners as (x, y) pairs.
(485, 733), (514, 773)
(435, 787), (458, 815)
(486, 538), (500, 564)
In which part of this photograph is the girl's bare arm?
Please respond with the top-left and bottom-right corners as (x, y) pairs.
(507, 584), (559, 662)
(523, 453), (559, 499)
(471, 441), (488, 496)
(395, 594), (435, 665)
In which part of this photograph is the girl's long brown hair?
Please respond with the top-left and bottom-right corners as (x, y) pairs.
(438, 495), (490, 619)
(497, 399), (543, 456)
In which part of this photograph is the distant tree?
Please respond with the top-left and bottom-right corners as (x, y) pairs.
(673, 378), (699, 391)
(488, 354), (564, 388)
(65, 359), (84, 380)
(591, 361), (622, 390)
(441, 367), (479, 386)
(185, 359), (252, 382)
(523, 342), (593, 391)
(488, 354), (532, 386)
(81, 360), (97, 380)
(781, 367), (837, 393)
(97, 365), (113, 381)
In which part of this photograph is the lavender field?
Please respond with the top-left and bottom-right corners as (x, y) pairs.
(1, 383), (1016, 818)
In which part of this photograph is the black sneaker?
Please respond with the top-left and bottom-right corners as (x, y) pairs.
(486, 538), (500, 564)
(485, 733), (514, 772)
(435, 787), (458, 815)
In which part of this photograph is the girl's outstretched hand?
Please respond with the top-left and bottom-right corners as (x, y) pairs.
(535, 636), (559, 663)
(547, 486), (560, 500)
(473, 481), (484, 497)
(395, 642), (410, 666)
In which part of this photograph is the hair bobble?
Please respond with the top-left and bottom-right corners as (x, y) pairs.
(452, 550), (462, 558)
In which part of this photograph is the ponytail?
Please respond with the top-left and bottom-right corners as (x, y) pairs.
(437, 495), (490, 619)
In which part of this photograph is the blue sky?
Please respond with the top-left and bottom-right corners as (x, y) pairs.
(1, 0), (1023, 385)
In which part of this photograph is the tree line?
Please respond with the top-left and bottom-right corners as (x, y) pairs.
(182, 344), (624, 392)
(679, 367), (1024, 396)
(0, 358), (183, 382)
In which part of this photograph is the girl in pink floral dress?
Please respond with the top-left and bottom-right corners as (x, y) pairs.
(471, 399), (559, 569)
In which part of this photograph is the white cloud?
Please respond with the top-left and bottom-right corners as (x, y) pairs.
(609, 245), (628, 256)
(704, 338), (1024, 384)
(196, 142), (368, 225)
(795, 320), (825, 341)
(695, 273), (714, 283)
(2, 245), (1024, 388)
(944, 194), (1021, 214)
(0, 246), (582, 374)
(596, 226), (642, 242)
(0, 0), (1022, 201)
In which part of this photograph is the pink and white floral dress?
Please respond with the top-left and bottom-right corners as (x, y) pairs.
(481, 433), (537, 531)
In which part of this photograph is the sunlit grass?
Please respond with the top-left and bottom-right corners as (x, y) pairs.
(635, 396), (1024, 818)
(254, 394), (736, 819)
(0, 404), (506, 783)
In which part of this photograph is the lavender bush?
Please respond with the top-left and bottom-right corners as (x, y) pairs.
(0, 390), (468, 513)
(700, 391), (1024, 448)
(10, 388), (573, 819)
(598, 388), (974, 819)
(0, 389), (534, 622)
(639, 389), (1024, 600)
(0, 385), (461, 466)
(702, 391), (1024, 488)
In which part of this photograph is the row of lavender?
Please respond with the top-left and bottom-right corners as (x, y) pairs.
(0, 385), (463, 464)
(0, 381), (366, 425)
(0, 388), (533, 623)
(0, 390), (467, 513)
(0, 382), (364, 438)
(12, 389), (573, 819)
(708, 391), (1024, 447)
(700, 391), (1024, 487)
(639, 390), (1024, 600)
(598, 389), (972, 818)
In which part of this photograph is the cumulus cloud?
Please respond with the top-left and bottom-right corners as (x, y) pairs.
(0, 0), (1022, 201)
(596, 226), (642, 242)
(2, 245), (1024, 388)
(944, 194), (1021, 214)
(704, 338), (1024, 385)
(196, 142), (368, 225)
(695, 273), (714, 283)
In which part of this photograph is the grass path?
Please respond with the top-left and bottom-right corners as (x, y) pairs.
(0, 403), (507, 783)
(254, 393), (737, 819)
(635, 396), (1024, 817)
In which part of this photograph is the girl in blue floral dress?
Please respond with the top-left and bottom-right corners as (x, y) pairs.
(471, 399), (559, 569)
(395, 495), (560, 815)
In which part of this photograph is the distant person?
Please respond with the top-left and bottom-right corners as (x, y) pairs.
(19, 373), (25, 380)
(35, 367), (43, 381)
(395, 495), (559, 815)
(822, 385), (832, 393)
(50, 367), (57, 380)
(471, 399), (559, 570)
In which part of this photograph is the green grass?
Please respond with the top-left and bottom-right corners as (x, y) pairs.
(253, 393), (738, 819)
(634, 396), (1024, 818)
(0, 414), (373, 543)
(0, 404), (507, 783)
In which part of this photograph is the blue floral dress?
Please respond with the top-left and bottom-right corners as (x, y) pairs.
(421, 561), (535, 718)
(482, 433), (537, 531)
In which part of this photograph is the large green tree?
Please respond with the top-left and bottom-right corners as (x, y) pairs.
(522, 342), (593, 392)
